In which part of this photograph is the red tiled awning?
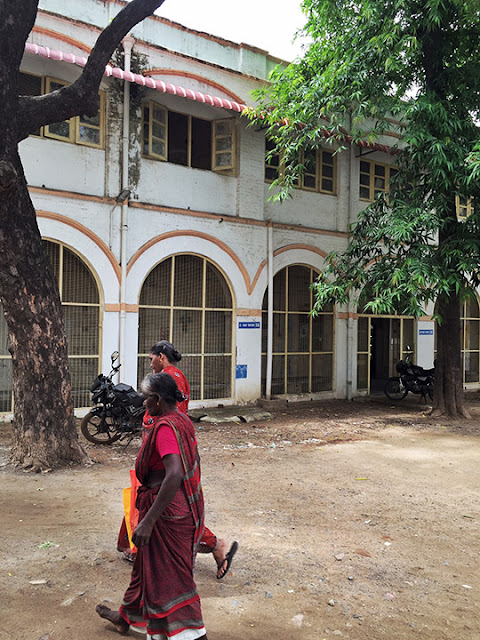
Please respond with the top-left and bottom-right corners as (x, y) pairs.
(24, 42), (248, 113)
(23, 42), (395, 154)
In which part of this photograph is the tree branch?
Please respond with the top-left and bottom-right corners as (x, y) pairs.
(16, 0), (166, 141)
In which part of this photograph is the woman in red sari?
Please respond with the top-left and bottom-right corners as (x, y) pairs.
(120, 340), (238, 580)
(97, 372), (208, 639)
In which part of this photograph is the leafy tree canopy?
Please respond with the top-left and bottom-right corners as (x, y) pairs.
(251, 0), (480, 319)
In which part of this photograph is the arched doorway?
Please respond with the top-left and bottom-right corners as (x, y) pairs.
(137, 254), (234, 401)
(357, 295), (415, 393)
(0, 240), (101, 411)
(261, 264), (334, 395)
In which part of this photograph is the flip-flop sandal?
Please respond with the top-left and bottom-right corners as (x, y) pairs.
(216, 541), (238, 580)
(122, 550), (136, 563)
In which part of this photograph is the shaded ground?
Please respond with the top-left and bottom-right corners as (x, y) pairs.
(0, 395), (479, 640)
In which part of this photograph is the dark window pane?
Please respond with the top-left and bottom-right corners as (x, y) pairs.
(168, 111), (188, 166)
(179, 356), (201, 400)
(273, 313), (286, 352)
(203, 355), (231, 399)
(287, 354), (309, 393)
(288, 266), (311, 312)
(173, 255), (203, 308)
(271, 355), (285, 395)
(205, 262), (232, 308)
(204, 311), (232, 353)
(311, 354), (333, 391)
(140, 259), (172, 306)
(62, 248), (99, 304)
(138, 308), (170, 354)
(191, 117), (212, 169)
(288, 314), (310, 352)
(172, 309), (202, 353)
(64, 306), (99, 355)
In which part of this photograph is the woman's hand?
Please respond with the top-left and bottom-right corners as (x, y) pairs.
(132, 519), (154, 547)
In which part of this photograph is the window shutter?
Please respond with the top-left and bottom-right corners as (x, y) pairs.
(44, 77), (74, 142)
(212, 118), (235, 172)
(143, 102), (168, 160)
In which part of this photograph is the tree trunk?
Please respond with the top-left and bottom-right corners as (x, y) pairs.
(0, 153), (88, 471)
(431, 293), (470, 418)
(0, 0), (87, 470)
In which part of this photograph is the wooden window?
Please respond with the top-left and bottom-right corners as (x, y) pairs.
(142, 102), (167, 160)
(320, 150), (335, 194)
(265, 138), (280, 182)
(359, 159), (397, 201)
(212, 118), (235, 172)
(45, 77), (74, 142)
(77, 92), (105, 148)
(456, 195), (474, 220)
(142, 103), (235, 174)
(265, 141), (336, 195)
(23, 75), (106, 148)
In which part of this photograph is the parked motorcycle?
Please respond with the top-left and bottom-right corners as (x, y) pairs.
(80, 351), (145, 444)
(384, 357), (435, 401)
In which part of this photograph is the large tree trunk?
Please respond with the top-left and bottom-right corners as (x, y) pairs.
(0, 156), (88, 471)
(431, 293), (470, 418)
(0, 0), (87, 470)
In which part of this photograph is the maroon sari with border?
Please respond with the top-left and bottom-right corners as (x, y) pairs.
(119, 411), (205, 638)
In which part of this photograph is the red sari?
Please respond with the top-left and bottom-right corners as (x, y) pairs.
(119, 411), (206, 639)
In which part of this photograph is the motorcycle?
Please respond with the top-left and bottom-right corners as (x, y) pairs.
(80, 351), (145, 444)
(384, 357), (435, 402)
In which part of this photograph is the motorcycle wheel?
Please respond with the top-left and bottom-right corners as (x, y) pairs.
(384, 377), (408, 400)
(80, 411), (122, 445)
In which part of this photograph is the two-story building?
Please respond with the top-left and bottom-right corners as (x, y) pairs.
(1, 0), (478, 414)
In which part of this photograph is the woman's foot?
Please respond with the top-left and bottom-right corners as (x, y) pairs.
(95, 604), (129, 635)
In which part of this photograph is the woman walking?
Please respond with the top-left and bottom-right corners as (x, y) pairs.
(97, 372), (208, 639)
(120, 340), (238, 580)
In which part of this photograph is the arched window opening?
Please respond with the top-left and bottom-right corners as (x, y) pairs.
(0, 240), (101, 411)
(138, 254), (234, 401)
(261, 265), (334, 395)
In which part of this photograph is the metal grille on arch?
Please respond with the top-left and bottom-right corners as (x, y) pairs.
(137, 254), (234, 401)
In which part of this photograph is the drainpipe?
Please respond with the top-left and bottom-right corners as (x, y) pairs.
(266, 220), (274, 400)
(119, 34), (135, 374)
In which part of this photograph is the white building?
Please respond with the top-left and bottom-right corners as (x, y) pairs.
(1, 0), (477, 413)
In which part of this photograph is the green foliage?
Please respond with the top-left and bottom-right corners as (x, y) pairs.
(249, 0), (480, 318)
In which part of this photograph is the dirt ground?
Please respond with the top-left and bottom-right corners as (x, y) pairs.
(1, 395), (479, 640)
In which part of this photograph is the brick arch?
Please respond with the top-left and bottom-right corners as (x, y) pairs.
(31, 26), (92, 54)
(128, 230), (256, 295)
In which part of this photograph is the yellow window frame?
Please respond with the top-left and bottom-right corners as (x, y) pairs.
(212, 118), (235, 173)
(142, 101), (168, 160)
(76, 91), (106, 149)
(44, 77), (74, 142)
(456, 195), (474, 220)
(359, 159), (397, 202)
(44, 76), (105, 148)
(264, 140), (337, 195)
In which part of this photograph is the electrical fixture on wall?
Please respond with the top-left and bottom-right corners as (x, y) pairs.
(115, 188), (131, 203)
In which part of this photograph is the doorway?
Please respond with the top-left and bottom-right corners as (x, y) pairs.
(357, 315), (414, 393)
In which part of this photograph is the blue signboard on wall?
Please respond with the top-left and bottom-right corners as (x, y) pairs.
(239, 321), (260, 329)
(236, 364), (248, 379)
(419, 329), (434, 335)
